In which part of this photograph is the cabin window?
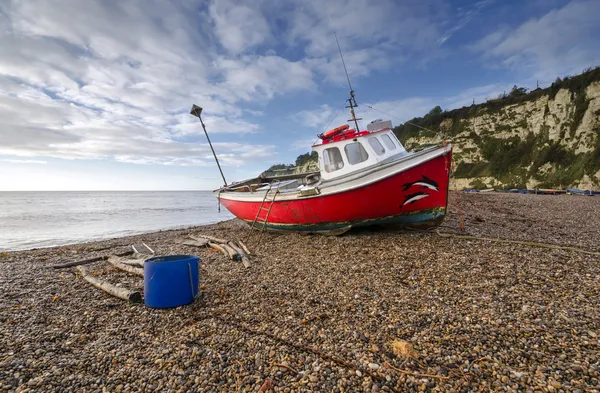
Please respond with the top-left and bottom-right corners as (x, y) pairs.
(344, 142), (369, 165)
(381, 134), (397, 150)
(368, 137), (385, 156)
(323, 147), (344, 173)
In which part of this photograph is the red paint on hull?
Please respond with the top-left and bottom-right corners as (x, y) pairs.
(219, 151), (452, 229)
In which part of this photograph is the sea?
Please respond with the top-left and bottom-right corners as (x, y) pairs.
(0, 191), (233, 251)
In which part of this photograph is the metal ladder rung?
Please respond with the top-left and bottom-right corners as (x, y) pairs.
(249, 184), (280, 242)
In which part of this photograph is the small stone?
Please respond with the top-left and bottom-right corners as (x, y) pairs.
(501, 375), (509, 384)
(549, 380), (561, 389)
(356, 370), (362, 377)
(368, 363), (379, 370)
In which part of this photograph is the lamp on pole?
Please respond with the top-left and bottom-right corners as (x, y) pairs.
(190, 104), (227, 186)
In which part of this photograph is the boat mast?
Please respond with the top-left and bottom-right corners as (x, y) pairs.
(334, 32), (362, 132)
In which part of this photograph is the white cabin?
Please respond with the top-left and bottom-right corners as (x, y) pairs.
(311, 120), (408, 180)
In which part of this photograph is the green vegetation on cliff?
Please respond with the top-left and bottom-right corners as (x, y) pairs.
(394, 66), (600, 189)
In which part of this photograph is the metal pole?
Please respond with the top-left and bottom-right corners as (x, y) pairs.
(191, 106), (227, 186)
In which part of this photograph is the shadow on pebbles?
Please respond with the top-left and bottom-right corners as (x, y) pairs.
(1, 192), (599, 392)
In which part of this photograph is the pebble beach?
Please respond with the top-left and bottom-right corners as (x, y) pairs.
(1, 192), (599, 393)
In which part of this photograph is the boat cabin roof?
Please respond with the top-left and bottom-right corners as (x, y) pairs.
(311, 122), (408, 180)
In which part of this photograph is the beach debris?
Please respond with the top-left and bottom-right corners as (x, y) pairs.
(47, 250), (134, 269)
(207, 241), (227, 255)
(181, 238), (210, 247)
(227, 241), (251, 268)
(76, 265), (142, 303)
(390, 339), (418, 360)
(119, 257), (146, 268)
(190, 234), (228, 244)
(107, 255), (144, 277)
(131, 242), (154, 255)
(258, 378), (272, 392)
(237, 240), (252, 255)
(187, 233), (252, 267)
(219, 243), (239, 261)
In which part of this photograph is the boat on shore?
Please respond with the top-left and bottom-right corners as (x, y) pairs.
(215, 103), (453, 234)
(202, 37), (453, 234)
(566, 187), (599, 195)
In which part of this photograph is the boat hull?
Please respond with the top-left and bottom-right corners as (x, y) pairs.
(218, 147), (452, 233)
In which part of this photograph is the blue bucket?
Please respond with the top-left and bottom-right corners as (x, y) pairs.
(144, 255), (200, 309)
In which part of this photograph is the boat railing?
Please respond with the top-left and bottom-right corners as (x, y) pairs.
(228, 182), (272, 193)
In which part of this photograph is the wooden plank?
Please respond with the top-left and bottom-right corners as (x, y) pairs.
(77, 266), (142, 303)
(107, 255), (144, 276)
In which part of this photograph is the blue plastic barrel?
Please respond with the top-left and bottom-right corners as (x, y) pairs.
(144, 255), (200, 308)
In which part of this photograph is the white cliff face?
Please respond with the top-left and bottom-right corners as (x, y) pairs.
(404, 82), (600, 189)
(575, 82), (600, 154)
(294, 160), (319, 174)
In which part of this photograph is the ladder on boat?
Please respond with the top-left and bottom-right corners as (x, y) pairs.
(250, 182), (280, 242)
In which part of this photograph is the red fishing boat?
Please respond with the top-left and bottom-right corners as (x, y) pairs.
(213, 93), (453, 234)
(193, 39), (453, 235)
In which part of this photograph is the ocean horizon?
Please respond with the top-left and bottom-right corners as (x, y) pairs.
(0, 191), (233, 251)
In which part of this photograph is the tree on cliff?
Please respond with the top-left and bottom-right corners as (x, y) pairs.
(510, 85), (528, 97)
(295, 151), (318, 167)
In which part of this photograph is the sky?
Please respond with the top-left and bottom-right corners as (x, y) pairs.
(1, 0), (599, 191)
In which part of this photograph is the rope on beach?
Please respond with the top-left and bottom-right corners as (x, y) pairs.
(436, 231), (600, 257)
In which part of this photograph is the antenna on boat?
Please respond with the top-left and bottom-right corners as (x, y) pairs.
(334, 32), (362, 133)
(190, 104), (228, 186)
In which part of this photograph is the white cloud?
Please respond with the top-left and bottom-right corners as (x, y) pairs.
(291, 105), (335, 129)
(209, 0), (272, 54)
(215, 55), (316, 101)
(438, 0), (494, 44)
(471, 0), (600, 82)
(0, 0), (288, 168)
(0, 159), (47, 164)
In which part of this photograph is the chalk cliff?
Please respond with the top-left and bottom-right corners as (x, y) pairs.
(395, 67), (600, 189)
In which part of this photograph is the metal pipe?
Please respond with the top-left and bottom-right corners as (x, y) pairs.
(190, 105), (227, 186)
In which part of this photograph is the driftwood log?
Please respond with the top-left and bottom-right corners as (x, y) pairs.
(121, 256), (146, 268)
(76, 266), (142, 303)
(207, 242), (228, 256)
(191, 234), (228, 244)
(228, 241), (251, 268)
(182, 238), (210, 247)
(47, 250), (134, 269)
(107, 256), (144, 277)
(237, 240), (251, 256)
(220, 243), (238, 260)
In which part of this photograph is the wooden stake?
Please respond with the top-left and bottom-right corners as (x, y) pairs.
(76, 266), (142, 303)
(107, 255), (144, 277)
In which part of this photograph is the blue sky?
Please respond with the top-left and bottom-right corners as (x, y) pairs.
(1, 0), (599, 190)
